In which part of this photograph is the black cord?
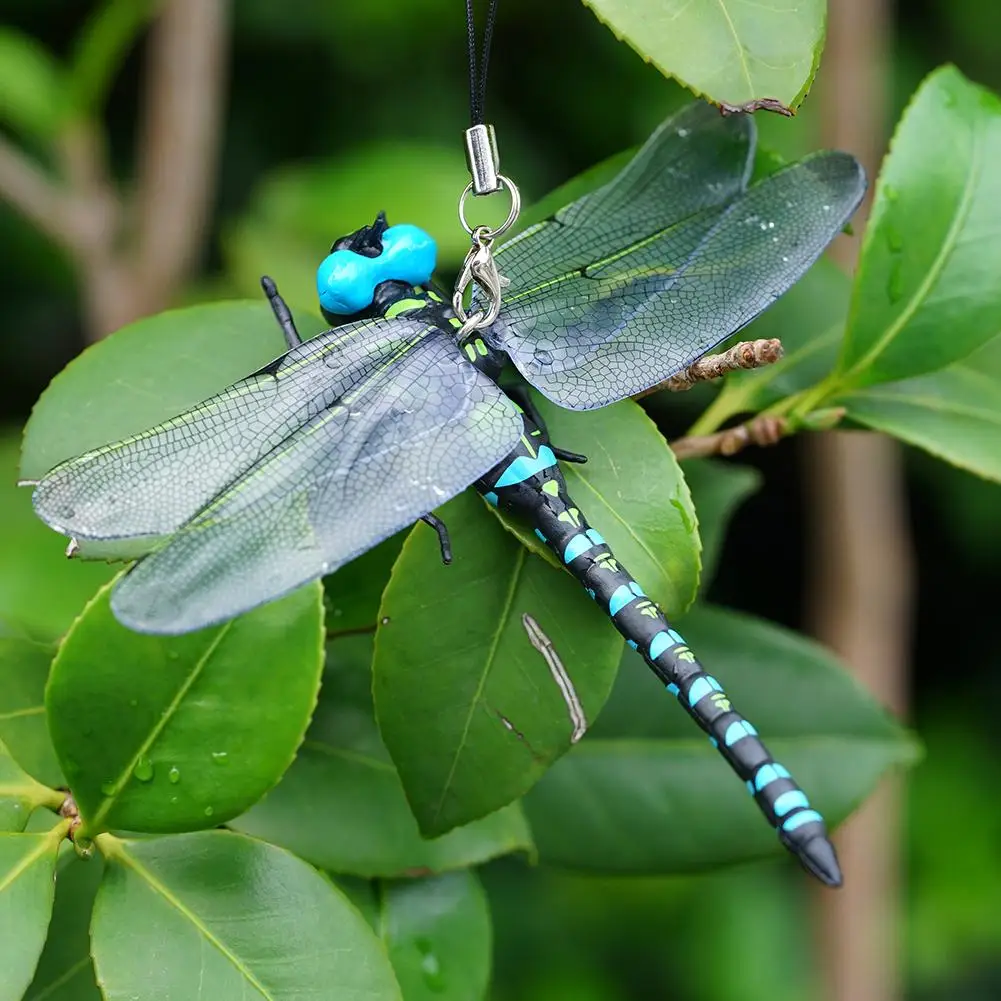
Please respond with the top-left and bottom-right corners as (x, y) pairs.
(467, 0), (499, 126)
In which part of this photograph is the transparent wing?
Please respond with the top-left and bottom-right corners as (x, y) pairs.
(108, 326), (523, 634)
(490, 152), (866, 409)
(493, 101), (756, 297)
(32, 315), (425, 547)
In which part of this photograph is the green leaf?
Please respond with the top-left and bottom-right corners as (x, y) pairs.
(835, 66), (1001, 389)
(378, 871), (492, 1001)
(0, 823), (66, 1001)
(842, 334), (1001, 483)
(0, 738), (57, 832)
(324, 531), (408, 637)
(24, 853), (104, 1001)
(0, 635), (64, 787)
(682, 458), (761, 589)
(92, 831), (403, 1001)
(20, 300), (328, 483)
(223, 145), (479, 308)
(0, 433), (114, 641)
(46, 581), (324, 835)
(579, 0), (825, 110)
(0, 28), (66, 140)
(492, 393), (700, 616)
(374, 491), (622, 837)
(523, 604), (918, 873)
(231, 635), (533, 877)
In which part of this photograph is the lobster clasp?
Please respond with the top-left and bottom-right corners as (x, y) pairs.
(452, 227), (509, 335)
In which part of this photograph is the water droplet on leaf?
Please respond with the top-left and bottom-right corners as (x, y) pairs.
(204, 806), (215, 818)
(211, 751), (228, 765)
(168, 767), (181, 784)
(100, 781), (117, 797)
(133, 757), (154, 782)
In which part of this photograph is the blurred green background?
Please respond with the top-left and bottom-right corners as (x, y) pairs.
(0, 2), (999, 999)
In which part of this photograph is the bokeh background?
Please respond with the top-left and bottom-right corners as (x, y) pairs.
(1, 2), (999, 1000)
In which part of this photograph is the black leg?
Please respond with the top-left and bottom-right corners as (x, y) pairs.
(261, 276), (302, 350)
(421, 513), (452, 564)
(505, 383), (588, 465)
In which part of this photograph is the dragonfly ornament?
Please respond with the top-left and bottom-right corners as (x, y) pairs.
(29, 101), (865, 886)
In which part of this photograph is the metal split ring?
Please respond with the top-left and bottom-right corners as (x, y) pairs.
(458, 174), (521, 240)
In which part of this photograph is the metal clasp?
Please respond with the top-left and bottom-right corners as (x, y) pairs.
(452, 226), (509, 335)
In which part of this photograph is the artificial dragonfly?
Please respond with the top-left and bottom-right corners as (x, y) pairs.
(29, 101), (866, 885)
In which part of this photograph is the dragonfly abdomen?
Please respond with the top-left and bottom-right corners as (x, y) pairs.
(475, 409), (842, 887)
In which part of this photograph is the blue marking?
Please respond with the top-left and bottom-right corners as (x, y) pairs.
(494, 446), (558, 487)
(774, 764), (790, 779)
(753, 764), (791, 791)
(534, 528), (547, 543)
(781, 809), (824, 833)
(563, 534), (593, 563)
(608, 585), (635, 616)
(708, 736), (718, 749)
(648, 631), (672, 660)
(316, 224), (436, 315)
(668, 628), (686, 645)
(628, 581), (645, 597)
(687, 674), (722, 707)
(666, 683), (680, 696)
(724, 720), (758, 746)
(586, 588), (596, 600)
(483, 491), (499, 507)
(746, 780), (755, 795)
(586, 529), (605, 545)
(626, 639), (638, 650)
(774, 790), (810, 817)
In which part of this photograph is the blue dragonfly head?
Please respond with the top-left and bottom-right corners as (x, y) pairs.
(316, 212), (437, 316)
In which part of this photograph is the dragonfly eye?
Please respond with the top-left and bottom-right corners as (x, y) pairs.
(317, 223), (437, 316)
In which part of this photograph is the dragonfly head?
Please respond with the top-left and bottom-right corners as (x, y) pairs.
(316, 212), (437, 318)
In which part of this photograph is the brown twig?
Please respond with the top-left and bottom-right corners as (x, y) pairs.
(634, 338), (783, 399)
(0, 136), (78, 247)
(670, 414), (788, 460)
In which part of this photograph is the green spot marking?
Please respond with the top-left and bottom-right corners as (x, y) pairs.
(475, 339), (487, 357)
(541, 480), (560, 497)
(385, 298), (425, 319)
(464, 343), (477, 362)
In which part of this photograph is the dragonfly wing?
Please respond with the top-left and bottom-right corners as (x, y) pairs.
(109, 326), (523, 634)
(492, 151), (866, 409)
(492, 101), (756, 296)
(32, 315), (414, 547)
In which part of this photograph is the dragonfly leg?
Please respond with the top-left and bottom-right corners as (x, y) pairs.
(503, 384), (588, 464)
(260, 276), (302, 349)
(420, 513), (452, 564)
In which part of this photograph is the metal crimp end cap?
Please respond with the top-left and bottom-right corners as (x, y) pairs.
(464, 124), (501, 195)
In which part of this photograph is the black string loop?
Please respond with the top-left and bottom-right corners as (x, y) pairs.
(467, 0), (499, 126)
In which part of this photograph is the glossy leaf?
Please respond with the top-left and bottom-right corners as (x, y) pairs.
(92, 832), (403, 1001)
(24, 853), (104, 1001)
(379, 871), (492, 1001)
(0, 27), (65, 139)
(324, 531), (408, 637)
(524, 604), (918, 873)
(580, 0), (825, 110)
(232, 635), (533, 877)
(0, 737), (58, 832)
(836, 66), (1001, 389)
(374, 491), (622, 837)
(843, 335), (1001, 483)
(681, 458), (761, 589)
(20, 301), (328, 483)
(46, 581), (324, 835)
(0, 635), (63, 787)
(0, 434), (113, 641)
(492, 393), (700, 616)
(0, 823), (66, 1001)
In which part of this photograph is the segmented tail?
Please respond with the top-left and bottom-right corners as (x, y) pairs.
(477, 414), (841, 886)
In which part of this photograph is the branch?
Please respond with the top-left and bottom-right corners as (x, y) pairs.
(132, 0), (229, 312)
(0, 134), (78, 249)
(633, 338), (783, 399)
(670, 414), (788, 460)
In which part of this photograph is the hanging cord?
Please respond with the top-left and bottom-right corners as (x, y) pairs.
(467, 0), (499, 126)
